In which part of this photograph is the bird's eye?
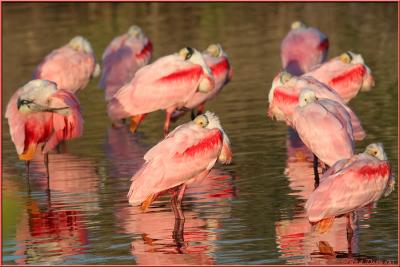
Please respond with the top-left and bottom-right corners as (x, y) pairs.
(280, 72), (292, 84)
(179, 47), (194, 60)
(339, 52), (352, 63)
(373, 150), (378, 155)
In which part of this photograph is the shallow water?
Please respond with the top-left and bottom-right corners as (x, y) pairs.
(2, 2), (398, 265)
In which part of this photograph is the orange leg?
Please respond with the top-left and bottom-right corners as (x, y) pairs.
(130, 114), (146, 133)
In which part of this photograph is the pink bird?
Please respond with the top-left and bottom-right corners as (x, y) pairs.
(281, 21), (329, 75)
(305, 143), (394, 233)
(268, 72), (365, 140)
(127, 111), (232, 219)
(107, 47), (215, 136)
(99, 25), (153, 101)
(172, 44), (233, 120)
(33, 36), (100, 93)
(305, 51), (375, 102)
(292, 89), (355, 184)
(5, 79), (83, 182)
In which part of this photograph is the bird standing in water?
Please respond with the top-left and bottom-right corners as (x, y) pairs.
(305, 143), (394, 234)
(281, 21), (329, 75)
(304, 51), (375, 103)
(5, 80), (83, 187)
(107, 47), (215, 136)
(33, 36), (100, 93)
(292, 89), (355, 185)
(99, 25), (153, 101)
(127, 111), (232, 220)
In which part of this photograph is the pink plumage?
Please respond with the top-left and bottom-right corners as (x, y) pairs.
(33, 36), (98, 93)
(305, 51), (375, 102)
(292, 90), (355, 167)
(281, 21), (329, 75)
(268, 73), (365, 140)
(127, 111), (232, 215)
(107, 47), (215, 135)
(183, 44), (233, 110)
(305, 143), (392, 223)
(5, 80), (83, 161)
(99, 26), (153, 101)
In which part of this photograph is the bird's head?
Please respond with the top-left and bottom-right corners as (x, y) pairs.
(205, 44), (223, 57)
(178, 46), (213, 77)
(299, 89), (317, 107)
(68, 36), (93, 54)
(365, 143), (387, 161)
(291, 21), (307, 30)
(17, 80), (70, 115)
(193, 111), (230, 147)
(127, 25), (144, 39)
(268, 71), (293, 104)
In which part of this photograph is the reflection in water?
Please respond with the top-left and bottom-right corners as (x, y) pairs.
(6, 152), (101, 264)
(115, 169), (235, 265)
(14, 191), (89, 265)
(104, 126), (149, 178)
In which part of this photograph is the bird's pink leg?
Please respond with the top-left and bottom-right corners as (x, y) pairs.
(171, 184), (187, 220)
(313, 154), (320, 188)
(164, 111), (173, 136)
(44, 152), (50, 191)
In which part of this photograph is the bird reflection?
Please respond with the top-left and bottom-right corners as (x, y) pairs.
(114, 168), (236, 265)
(24, 151), (100, 209)
(14, 189), (89, 265)
(104, 126), (149, 178)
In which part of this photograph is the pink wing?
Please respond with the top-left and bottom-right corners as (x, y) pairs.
(293, 102), (354, 166)
(184, 55), (231, 109)
(306, 60), (367, 102)
(43, 89), (84, 153)
(107, 55), (207, 120)
(306, 157), (391, 222)
(281, 27), (328, 75)
(127, 123), (223, 205)
(99, 36), (152, 100)
(34, 46), (95, 93)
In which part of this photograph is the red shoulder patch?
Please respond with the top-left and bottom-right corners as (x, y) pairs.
(357, 163), (390, 178)
(318, 38), (329, 51)
(136, 41), (153, 59)
(180, 130), (222, 157)
(330, 65), (366, 85)
(158, 66), (203, 84)
(273, 89), (299, 104)
(210, 58), (230, 77)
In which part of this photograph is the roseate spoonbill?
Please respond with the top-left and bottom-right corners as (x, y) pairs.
(281, 21), (329, 75)
(127, 111), (232, 220)
(107, 47), (215, 136)
(5, 80), (83, 184)
(305, 51), (375, 102)
(172, 44), (233, 120)
(99, 25), (153, 101)
(268, 71), (365, 140)
(292, 89), (355, 185)
(305, 143), (393, 234)
(33, 36), (100, 93)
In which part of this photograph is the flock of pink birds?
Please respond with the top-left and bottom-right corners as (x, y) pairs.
(5, 22), (395, 235)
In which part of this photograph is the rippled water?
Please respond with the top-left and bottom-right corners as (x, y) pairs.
(2, 2), (398, 265)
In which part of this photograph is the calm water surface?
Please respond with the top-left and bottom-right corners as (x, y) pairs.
(2, 2), (398, 265)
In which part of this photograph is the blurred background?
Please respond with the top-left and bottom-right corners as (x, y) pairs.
(2, 2), (398, 265)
